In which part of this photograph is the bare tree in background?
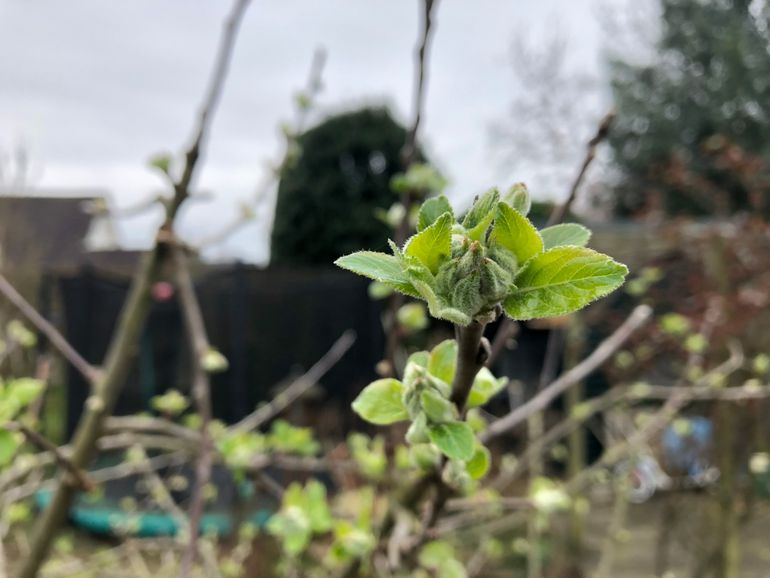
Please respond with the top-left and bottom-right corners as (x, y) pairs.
(490, 29), (605, 211)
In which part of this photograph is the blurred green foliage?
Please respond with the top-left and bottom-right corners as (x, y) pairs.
(609, 0), (770, 217)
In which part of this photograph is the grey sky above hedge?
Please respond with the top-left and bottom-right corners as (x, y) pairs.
(0, 0), (608, 263)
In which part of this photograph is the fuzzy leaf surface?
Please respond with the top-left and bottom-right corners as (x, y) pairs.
(352, 379), (409, 425)
(428, 340), (457, 385)
(418, 195), (453, 232)
(540, 223), (591, 250)
(335, 251), (418, 297)
(491, 202), (543, 265)
(405, 212), (453, 274)
(504, 246), (628, 320)
(428, 421), (475, 461)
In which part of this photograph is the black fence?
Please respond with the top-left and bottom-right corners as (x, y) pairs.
(59, 265), (384, 438)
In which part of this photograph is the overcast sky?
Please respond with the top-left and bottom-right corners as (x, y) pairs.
(0, 0), (611, 263)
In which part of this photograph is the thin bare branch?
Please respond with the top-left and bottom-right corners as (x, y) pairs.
(384, 0), (441, 383)
(0, 273), (99, 384)
(167, 0), (253, 218)
(5, 422), (94, 492)
(482, 305), (652, 443)
(172, 243), (215, 578)
(546, 110), (615, 227)
(230, 330), (356, 434)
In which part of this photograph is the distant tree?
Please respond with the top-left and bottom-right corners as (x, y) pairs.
(607, 0), (770, 218)
(491, 32), (604, 205)
(270, 107), (419, 266)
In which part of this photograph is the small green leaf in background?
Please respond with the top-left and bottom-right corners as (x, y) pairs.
(217, 431), (267, 470)
(304, 480), (333, 533)
(150, 389), (189, 416)
(529, 477), (571, 513)
(367, 281), (393, 300)
(0, 429), (20, 467)
(540, 223), (591, 250)
(405, 212), (453, 274)
(335, 251), (418, 298)
(5, 378), (44, 410)
(504, 182), (531, 216)
(428, 421), (475, 461)
(659, 313), (691, 336)
(267, 480), (333, 557)
(419, 540), (456, 569)
(352, 379), (409, 425)
(6, 502), (31, 525)
(419, 541), (468, 578)
(390, 163), (447, 196)
(466, 368), (508, 408)
(420, 389), (457, 423)
(202, 348), (229, 373)
(504, 246), (628, 321)
(148, 152), (172, 175)
(491, 202), (544, 265)
(268, 419), (320, 456)
(7, 320), (36, 348)
(428, 339), (457, 385)
(407, 350), (430, 369)
(466, 445), (491, 480)
(348, 433), (387, 481)
(418, 195), (453, 231)
(396, 302), (429, 332)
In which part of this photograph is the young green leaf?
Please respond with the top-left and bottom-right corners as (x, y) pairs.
(407, 350), (430, 369)
(352, 379), (409, 425)
(504, 246), (628, 321)
(335, 251), (419, 297)
(6, 378), (44, 408)
(466, 445), (491, 480)
(491, 202), (544, 265)
(304, 480), (334, 533)
(404, 212), (453, 274)
(504, 182), (531, 216)
(462, 188), (499, 230)
(427, 339), (457, 385)
(466, 367), (508, 408)
(150, 389), (189, 416)
(428, 421), (475, 461)
(419, 540), (456, 569)
(418, 195), (453, 232)
(420, 389), (457, 423)
(0, 429), (19, 467)
(540, 223), (592, 250)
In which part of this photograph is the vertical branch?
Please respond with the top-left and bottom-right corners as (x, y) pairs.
(18, 1), (253, 576)
(449, 322), (489, 411)
(166, 0), (252, 220)
(20, 249), (162, 578)
(546, 110), (615, 227)
(399, 0), (437, 172)
(594, 480), (629, 578)
(172, 244), (215, 578)
(384, 0), (439, 377)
